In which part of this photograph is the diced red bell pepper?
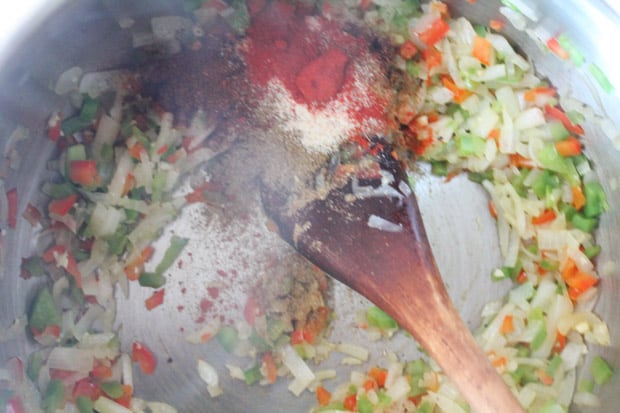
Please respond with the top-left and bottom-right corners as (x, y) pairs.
(48, 194), (78, 217)
(184, 180), (223, 204)
(6, 188), (18, 229)
(544, 105), (585, 135)
(72, 378), (101, 401)
(290, 329), (305, 345)
(343, 394), (357, 411)
(132, 342), (157, 375)
(91, 360), (113, 380)
(43, 245), (82, 288)
(69, 160), (101, 187)
(48, 113), (62, 143)
(156, 144), (169, 155)
(145, 289), (165, 311)
(114, 384), (133, 408)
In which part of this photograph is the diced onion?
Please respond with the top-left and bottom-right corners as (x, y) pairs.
(197, 359), (223, 398)
(280, 345), (316, 396)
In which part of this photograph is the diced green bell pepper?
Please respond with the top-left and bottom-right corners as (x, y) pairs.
(29, 287), (61, 331)
(366, 306), (398, 329)
(216, 326), (239, 353)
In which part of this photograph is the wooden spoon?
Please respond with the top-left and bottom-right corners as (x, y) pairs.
(261, 144), (525, 413)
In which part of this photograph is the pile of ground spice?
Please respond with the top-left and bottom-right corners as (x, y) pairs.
(241, 0), (393, 154)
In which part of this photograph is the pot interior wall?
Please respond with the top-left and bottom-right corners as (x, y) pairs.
(0, 1), (619, 411)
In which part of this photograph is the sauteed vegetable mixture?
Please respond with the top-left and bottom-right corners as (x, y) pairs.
(0, 0), (615, 412)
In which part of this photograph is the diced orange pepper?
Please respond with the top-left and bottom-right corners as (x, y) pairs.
(487, 128), (500, 145)
(441, 75), (472, 104)
(128, 142), (146, 160)
(510, 153), (536, 169)
(492, 356), (507, 368)
(555, 137), (582, 157)
(537, 369), (554, 385)
(553, 331), (567, 353)
(561, 258), (578, 281)
(472, 36), (492, 66)
(368, 367), (387, 388)
(422, 47), (442, 72)
(363, 379), (377, 392)
(500, 315), (514, 335)
(114, 384), (133, 408)
(532, 209), (557, 225)
(516, 270), (528, 284)
(419, 18), (450, 47)
(124, 246), (155, 281)
(488, 200), (498, 219)
(121, 173), (136, 197)
(316, 386), (331, 406)
(572, 185), (586, 210)
(262, 352), (278, 384)
(524, 87), (556, 103)
(566, 271), (598, 298)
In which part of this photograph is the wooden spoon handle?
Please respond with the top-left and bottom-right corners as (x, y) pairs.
(373, 265), (525, 413)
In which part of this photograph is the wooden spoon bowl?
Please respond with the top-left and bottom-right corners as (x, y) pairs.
(261, 145), (525, 413)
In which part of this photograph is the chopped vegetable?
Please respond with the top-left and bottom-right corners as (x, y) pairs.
(154, 236), (189, 276)
(472, 36), (492, 66)
(216, 326), (239, 353)
(145, 289), (165, 310)
(28, 287), (61, 332)
(544, 105), (585, 135)
(69, 160), (101, 187)
(132, 342), (157, 375)
(42, 379), (64, 413)
(591, 356), (614, 385)
(100, 381), (124, 399)
(588, 63), (614, 93)
(417, 18), (450, 47)
(366, 306), (398, 330)
(316, 385), (331, 406)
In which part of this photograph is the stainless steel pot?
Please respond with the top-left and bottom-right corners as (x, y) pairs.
(1, 1), (619, 412)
